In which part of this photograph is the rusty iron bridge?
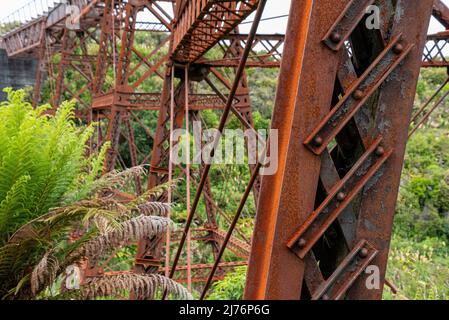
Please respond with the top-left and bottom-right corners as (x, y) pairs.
(1, 0), (449, 300)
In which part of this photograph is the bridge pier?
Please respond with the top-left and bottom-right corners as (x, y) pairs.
(0, 49), (37, 101)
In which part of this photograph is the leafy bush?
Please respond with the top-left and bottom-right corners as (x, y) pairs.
(207, 267), (246, 300)
(0, 89), (101, 244)
(0, 90), (190, 300)
(0, 166), (189, 300)
(384, 236), (449, 300)
(395, 129), (449, 241)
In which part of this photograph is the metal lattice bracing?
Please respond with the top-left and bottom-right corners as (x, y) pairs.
(1, 0), (446, 300)
(245, 0), (434, 300)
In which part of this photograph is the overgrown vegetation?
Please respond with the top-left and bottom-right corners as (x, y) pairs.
(3, 29), (449, 300)
(205, 68), (449, 301)
(0, 88), (96, 244)
(0, 90), (191, 300)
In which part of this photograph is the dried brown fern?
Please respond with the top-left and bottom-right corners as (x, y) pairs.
(89, 166), (147, 194)
(9, 166), (185, 300)
(81, 274), (193, 300)
(135, 202), (171, 216)
(29, 215), (172, 296)
(75, 215), (171, 266)
(30, 252), (59, 295)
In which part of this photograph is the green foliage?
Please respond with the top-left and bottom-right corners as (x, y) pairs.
(414, 68), (449, 128)
(0, 89), (110, 298)
(395, 129), (449, 241)
(0, 89), (103, 244)
(384, 236), (449, 300)
(247, 68), (279, 120)
(207, 267), (247, 300)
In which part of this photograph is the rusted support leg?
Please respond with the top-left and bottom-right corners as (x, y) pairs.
(346, 0), (434, 299)
(32, 30), (47, 108)
(103, 107), (122, 173)
(92, 0), (113, 95)
(53, 28), (71, 107)
(245, 0), (434, 300)
(123, 113), (143, 193)
(245, 0), (348, 300)
(135, 68), (187, 274)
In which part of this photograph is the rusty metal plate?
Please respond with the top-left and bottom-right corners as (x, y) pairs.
(322, 0), (375, 51)
(311, 240), (378, 300)
(287, 136), (391, 258)
(304, 34), (412, 155)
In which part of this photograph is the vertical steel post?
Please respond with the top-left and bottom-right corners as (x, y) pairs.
(245, 0), (434, 300)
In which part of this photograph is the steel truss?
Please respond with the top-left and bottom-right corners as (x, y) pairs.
(0, 0), (446, 300)
(245, 0), (434, 300)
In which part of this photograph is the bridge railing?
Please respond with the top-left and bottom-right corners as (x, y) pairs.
(0, 0), (65, 35)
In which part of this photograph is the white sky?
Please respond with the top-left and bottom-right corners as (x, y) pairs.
(1, 0), (448, 34)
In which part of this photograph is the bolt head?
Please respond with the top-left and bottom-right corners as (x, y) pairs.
(298, 238), (307, 248)
(393, 43), (404, 54)
(353, 89), (364, 100)
(313, 136), (323, 147)
(375, 146), (385, 157)
(359, 248), (369, 258)
(330, 32), (341, 43)
(337, 192), (346, 202)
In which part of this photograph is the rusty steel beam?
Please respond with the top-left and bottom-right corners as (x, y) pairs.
(134, 3), (266, 281)
(167, 0), (267, 282)
(1, 0), (102, 58)
(422, 31), (449, 67)
(196, 34), (284, 68)
(172, 0), (259, 62)
(245, 0), (347, 300)
(92, 91), (229, 110)
(170, 261), (247, 284)
(245, 0), (434, 300)
(433, 0), (449, 28)
(90, 1), (173, 174)
(4, 0), (442, 301)
(409, 74), (449, 138)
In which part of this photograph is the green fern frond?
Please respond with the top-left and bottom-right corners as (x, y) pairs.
(0, 175), (31, 243)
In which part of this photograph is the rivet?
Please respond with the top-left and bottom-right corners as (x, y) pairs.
(313, 136), (323, 147)
(330, 32), (341, 43)
(322, 294), (330, 300)
(298, 238), (307, 248)
(337, 192), (346, 202)
(353, 89), (364, 100)
(393, 43), (404, 54)
(359, 248), (369, 258)
(375, 146), (385, 157)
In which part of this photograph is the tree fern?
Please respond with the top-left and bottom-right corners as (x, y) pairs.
(0, 165), (183, 300)
(0, 90), (99, 244)
(81, 274), (192, 300)
(0, 175), (30, 238)
(0, 90), (188, 300)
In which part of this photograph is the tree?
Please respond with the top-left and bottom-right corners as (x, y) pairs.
(0, 88), (97, 244)
(0, 90), (191, 300)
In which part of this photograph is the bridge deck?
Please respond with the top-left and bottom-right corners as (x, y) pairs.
(172, 0), (259, 62)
